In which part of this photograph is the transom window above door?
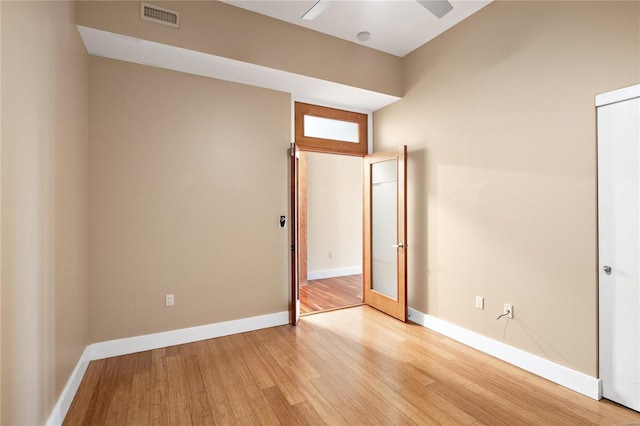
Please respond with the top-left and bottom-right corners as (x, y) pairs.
(295, 102), (368, 156)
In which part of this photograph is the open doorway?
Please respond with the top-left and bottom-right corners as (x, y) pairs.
(299, 151), (363, 314)
(290, 101), (407, 324)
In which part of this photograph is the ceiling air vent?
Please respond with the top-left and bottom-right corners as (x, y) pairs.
(140, 2), (180, 28)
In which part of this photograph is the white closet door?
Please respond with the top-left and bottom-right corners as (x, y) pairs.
(597, 85), (640, 411)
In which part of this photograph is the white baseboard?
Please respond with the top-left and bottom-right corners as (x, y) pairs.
(48, 310), (289, 424)
(46, 346), (91, 426)
(408, 308), (602, 401)
(90, 310), (289, 360)
(307, 266), (362, 280)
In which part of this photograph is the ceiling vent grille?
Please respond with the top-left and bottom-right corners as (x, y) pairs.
(140, 2), (180, 28)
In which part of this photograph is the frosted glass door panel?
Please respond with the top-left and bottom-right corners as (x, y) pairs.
(371, 159), (398, 299)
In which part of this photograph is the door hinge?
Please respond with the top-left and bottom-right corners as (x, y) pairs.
(290, 142), (295, 157)
(290, 244), (295, 252)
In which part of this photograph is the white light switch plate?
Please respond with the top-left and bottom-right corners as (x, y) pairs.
(165, 294), (175, 307)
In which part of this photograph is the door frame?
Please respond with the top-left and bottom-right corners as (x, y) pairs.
(290, 143), (300, 325)
(290, 102), (369, 324)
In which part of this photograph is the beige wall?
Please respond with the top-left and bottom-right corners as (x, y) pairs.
(307, 153), (362, 274)
(89, 57), (290, 343)
(374, 0), (640, 377)
(1, 1), (90, 424)
(76, 1), (403, 97)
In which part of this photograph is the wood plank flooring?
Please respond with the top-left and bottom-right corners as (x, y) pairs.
(300, 274), (362, 314)
(64, 306), (640, 425)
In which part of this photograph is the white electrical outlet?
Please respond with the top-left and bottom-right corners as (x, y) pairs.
(503, 303), (513, 319)
(475, 296), (484, 310)
(165, 294), (175, 307)
(328, 251), (334, 259)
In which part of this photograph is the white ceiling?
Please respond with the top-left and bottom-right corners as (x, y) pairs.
(223, 0), (492, 57)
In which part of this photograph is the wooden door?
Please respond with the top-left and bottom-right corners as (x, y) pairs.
(363, 146), (407, 321)
(290, 144), (300, 325)
(597, 85), (640, 411)
(298, 152), (308, 287)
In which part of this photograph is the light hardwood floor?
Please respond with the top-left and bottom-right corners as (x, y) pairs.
(65, 306), (640, 425)
(300, 274), (362, 314)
